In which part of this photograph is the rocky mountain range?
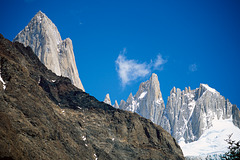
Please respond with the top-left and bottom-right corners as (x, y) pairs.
(0, 34), (184, 159)
(13, 11), (84, 91)
(111, 73), (240, 158)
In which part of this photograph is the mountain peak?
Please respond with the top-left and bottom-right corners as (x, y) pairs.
(37, 10), (44, 15)
(114, 100), (119, 108)
(119, 73), (165, 124)
(150, 73), (158, 83)
(199, 83), (218, 94)
(35, 10), (45, 17)
(13, 11), (84, 91)
(104, 93), (111, 105)
(31, 10), (53, 26)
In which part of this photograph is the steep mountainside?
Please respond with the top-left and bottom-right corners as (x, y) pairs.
(13, 11), (84, 91)
(161, 84), (237, 142)
(117, 73), (240, 158)
(0, 34), (184, 160)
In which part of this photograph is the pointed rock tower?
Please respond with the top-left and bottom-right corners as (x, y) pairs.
(13, 11), (84, 91)
(104, 93), (112, 105)
(119, 73), (165, 124)
(114, 100), (119, 108)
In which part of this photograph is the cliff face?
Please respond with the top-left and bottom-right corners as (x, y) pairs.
(13, 11), (84, 91)
(161, 84), (234, 142)
(119, 73), (165, 125)
(0, 34), (184, 160)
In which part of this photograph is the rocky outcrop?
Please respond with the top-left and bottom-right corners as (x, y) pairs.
(13, 11), (84, 91)
(114, 100), (119, 109)
(0, 34), (184, 160)
(103, 93), (111, 105)
(232, 104), (240, 128)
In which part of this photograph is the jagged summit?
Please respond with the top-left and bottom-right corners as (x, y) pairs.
(119, 73), (165, 124)
(13, 11), (84, 91)
(116, 73), (240, 158)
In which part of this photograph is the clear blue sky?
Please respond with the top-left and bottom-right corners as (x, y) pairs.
(1, 0), (240, 108)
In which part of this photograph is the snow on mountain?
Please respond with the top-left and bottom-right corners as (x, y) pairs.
(139, 91), (147, 99)
(179, 116), (240, 158)
(0, 72), (6, 90)
(200, 83), (218, 94)
(115, 73), (240, 158)
(13, 11), (84, 91)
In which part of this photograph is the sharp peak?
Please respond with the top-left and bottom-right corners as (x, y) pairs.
(36, 10), (46, 16)
(32, 10), (52, 23)
(199, 83), (213, 90)
(150, 73), (158, 78)
(148, 73), (159, 83)
(198, 83), (219, 94)
(105, 93), (110, 98)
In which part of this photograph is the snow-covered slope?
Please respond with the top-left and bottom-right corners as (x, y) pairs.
(179, 117), (240, 158)
(13, 11), (84, 91)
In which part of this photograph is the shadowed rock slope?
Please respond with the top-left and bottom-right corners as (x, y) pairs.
(0, 34), (184, 160)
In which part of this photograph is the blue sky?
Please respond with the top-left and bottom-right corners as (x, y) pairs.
(1, 0), (240, 108)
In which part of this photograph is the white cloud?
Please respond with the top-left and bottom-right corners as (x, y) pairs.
(115, 50), (167, 87)
(189, 63), (197, 72)
(115, 54), (150, 87)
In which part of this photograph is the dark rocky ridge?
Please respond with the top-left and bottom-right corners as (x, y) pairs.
(0, 34), (184, 160)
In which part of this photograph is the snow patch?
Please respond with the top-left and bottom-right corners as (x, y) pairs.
(139, 91), (147, 99)
(179, 117), (240, 157)
(94, 154), (98, 160)
(201, 84), (218, 94)
(0, 72), (6, 90)
(82, 136), (86, 141)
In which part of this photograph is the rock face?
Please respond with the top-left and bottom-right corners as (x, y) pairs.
(161, 83), (234, 142)
(13, 11), (84, 91)
(119, 73), (165, 125)
(0, 34), (184, 160)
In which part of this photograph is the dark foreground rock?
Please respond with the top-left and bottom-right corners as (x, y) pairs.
(0, 34), (184, 160)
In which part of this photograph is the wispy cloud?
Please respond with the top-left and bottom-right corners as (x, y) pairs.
(115, 49), (167, 87)
(189, 63), (197, 72)
(153, 54), (167, 70)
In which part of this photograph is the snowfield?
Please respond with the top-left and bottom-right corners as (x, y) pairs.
(179, 117), (240, 158)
